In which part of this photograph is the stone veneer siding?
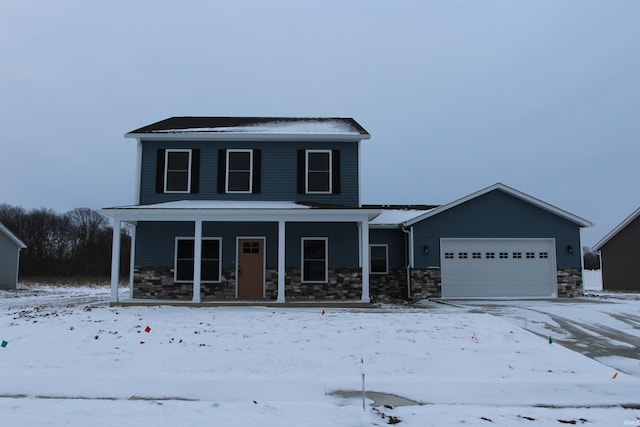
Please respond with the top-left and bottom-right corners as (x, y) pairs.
(133, 267), (363, 300)
(285, 268), (362, 300)
(369, 269), (409, 300)
(556, 267), (583, 297)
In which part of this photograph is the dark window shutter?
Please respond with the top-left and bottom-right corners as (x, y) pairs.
(297, 149), (305, 194)
(190, 149), (200, 193)
(156, 149), (165, 193)
(332, 150), (341, 194)
(252, 149), (261, 194)
(217, 149), (226, 193)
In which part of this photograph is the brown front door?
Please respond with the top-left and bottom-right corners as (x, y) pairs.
(237, 238), (265, 298)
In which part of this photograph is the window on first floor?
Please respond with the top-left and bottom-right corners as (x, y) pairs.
(175, 237), (221, 283)
(302, 237), (327, 282)
(370, 244), (388, 274)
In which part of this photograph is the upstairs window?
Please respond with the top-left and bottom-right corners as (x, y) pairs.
(226, 150), (253, 193)
(302, 238), (327, 282)
(217, 149), (261, 194)
(297, 149), (341, 195)
(156, 149), (199, 194)
(306, 150), (331, 193)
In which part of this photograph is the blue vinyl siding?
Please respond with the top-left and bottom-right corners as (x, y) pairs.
(139, 140), (360, 206)
(135, 221), (359, 269)
(285, 222), (360, 268)
(370, 229), (407, 269)
(412, 190), (583, 269)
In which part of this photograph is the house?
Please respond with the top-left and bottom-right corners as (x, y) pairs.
(0, 222), (27, 289)
(593, 207), (640, 291)
(102, 117), (592, 304)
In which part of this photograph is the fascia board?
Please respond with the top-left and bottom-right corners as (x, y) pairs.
(124, 132), (369, 142)
(99, 208), (381, 223)
(593, 206), (640, 251)
(404, 183), (593, 228)
(0, 223), (27, 249)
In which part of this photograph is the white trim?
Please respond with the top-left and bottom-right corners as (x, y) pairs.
(361, 220), (370, 302)
(174, 236), (222, 284)
(370, 244), (389, 274)
(0, 223), (27, 249)
(593, 206), (640, 251)
(110, 218), (121, 303)
(128, 224), (136, 297)
(277, 220), (286, 303)
(126, 132), (370, 143)
(164, 149), (192, 193)
(135, 139), (142, 204)
(235, 236), (266, 298)
(226, 149), (253, 194)
(301, 237), (328, 283)
(305, 150), (332, 194)
(404, 183), (593, 228)
(101, 205), (381, 223)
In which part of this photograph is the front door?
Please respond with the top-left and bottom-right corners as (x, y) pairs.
(237, 238), (265, 298)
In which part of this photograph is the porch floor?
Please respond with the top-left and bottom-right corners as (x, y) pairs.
(110, 299), (370, 308)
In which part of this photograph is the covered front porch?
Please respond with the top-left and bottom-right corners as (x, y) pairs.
(101, 201), (381, 306)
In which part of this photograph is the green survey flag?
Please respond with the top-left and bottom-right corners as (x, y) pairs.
(548, 336), (553, 345)
(1, 340), (7, 348)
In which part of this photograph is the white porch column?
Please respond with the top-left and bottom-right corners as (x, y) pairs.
(128, 224), (136, 297)
(110, 218), (121, 303)
(277, 219), (286, 303)
(360, 218), (370, 303)
(192, 220), (203, 303)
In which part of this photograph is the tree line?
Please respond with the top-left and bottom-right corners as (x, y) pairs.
(0, 204), (130, 281)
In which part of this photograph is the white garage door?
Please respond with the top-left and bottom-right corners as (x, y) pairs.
(441, 238), (557, 298)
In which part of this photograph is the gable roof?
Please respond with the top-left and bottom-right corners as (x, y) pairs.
(0, 222), (27, 249)
(403, 183), (593, 227)
(593, 206), (640, 251)
(126, 117), (370, 141)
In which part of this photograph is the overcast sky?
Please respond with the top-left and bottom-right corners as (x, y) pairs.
(1, 0), (638, 247)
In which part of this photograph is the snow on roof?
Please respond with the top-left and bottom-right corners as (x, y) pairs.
(370, 208), (435, 226)
(127, 117), (370, 137)
(108, 200), (312, 210)
(0, 222), (27, 248)
(150, 121), (360, 135)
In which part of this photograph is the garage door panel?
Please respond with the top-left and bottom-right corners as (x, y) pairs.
(441, 238), (556, 298)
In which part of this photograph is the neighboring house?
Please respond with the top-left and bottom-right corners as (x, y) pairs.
(593, 207), (640, 291)
(0, 222), (27, 289)
(102, 117), (592, 304)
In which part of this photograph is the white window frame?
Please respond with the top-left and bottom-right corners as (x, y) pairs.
(164, 149), (192, 193)
(301, 237), (328, 283)
(226, 149), (253, 193)
(369, 244), (389, 274)
(305, 150), (332, 194)
(174, 237), (222, 283)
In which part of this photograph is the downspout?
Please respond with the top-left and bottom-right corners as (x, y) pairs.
(401, 225), (412, 300)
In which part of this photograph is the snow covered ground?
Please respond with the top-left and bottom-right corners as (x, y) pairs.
(1, 284), (639, 426)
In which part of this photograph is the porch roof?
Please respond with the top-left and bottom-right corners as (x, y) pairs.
(100, 200), (382, 223)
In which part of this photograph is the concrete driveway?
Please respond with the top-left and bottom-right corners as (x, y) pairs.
(441, 295), (640, 377)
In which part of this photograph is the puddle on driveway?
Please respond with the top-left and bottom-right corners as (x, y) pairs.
(330, 390), (422, 407)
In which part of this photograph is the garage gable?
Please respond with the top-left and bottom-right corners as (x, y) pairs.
(407, 183), (591, 271)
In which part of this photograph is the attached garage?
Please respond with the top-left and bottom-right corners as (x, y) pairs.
(399, 183), (592, 300)
(440, 238), (557, 298)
